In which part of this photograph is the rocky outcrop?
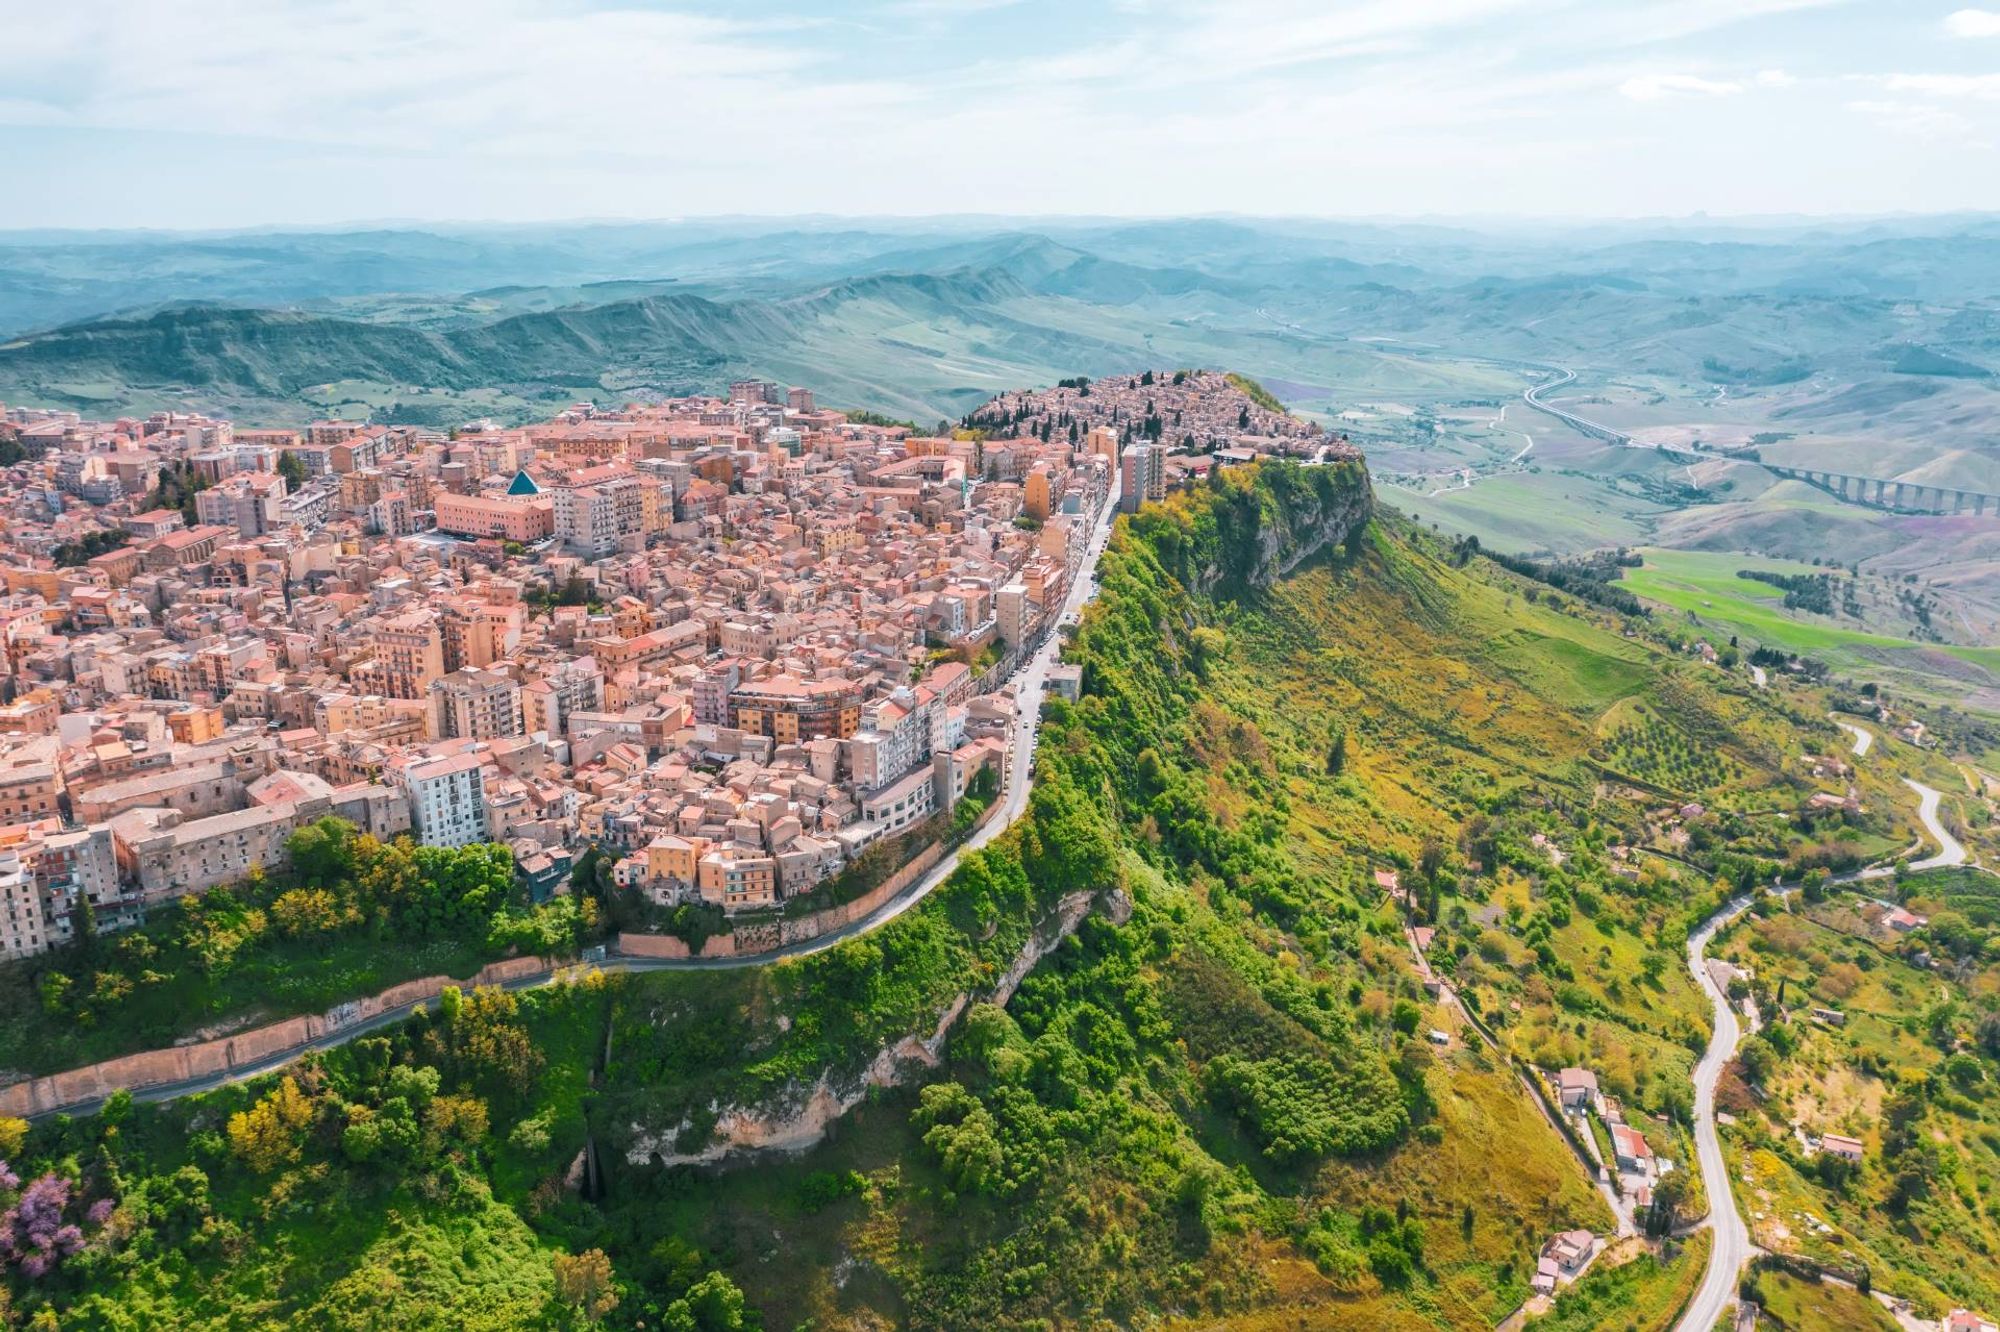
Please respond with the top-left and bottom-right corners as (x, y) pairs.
(625, 886), (1132, 1168)
(1186, 459), (1373, 596)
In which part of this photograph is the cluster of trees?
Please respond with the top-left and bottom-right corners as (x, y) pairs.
(50, 529), (128, 568)
(0, 1162), (112, 1281)
(0, 429), (46, 468)
(140, 461), (212, 527)
(1604, 713), (1736, 792)
(1204, 1052), (1409, 1162)
(1471, 540), (1650, 617)
(1739, 568), (1842, 616)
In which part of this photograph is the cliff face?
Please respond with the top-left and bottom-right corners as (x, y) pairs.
(624, 886), (1131, 1168)
(1177, 459), (1374, 597)
(1238, 460), (1374, 591)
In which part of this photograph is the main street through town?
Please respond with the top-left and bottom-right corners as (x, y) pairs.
(41, 497), (1123, 1118)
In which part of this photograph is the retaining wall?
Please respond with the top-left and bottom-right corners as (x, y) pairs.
(1, 954), (550, 1118)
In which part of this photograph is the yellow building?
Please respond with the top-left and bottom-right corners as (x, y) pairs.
(1023, 463), (1053, 522)
(645, 834), (704, 885)
(696, 848), (778, 910)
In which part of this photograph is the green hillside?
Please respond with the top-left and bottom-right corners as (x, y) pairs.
(0, 461), (1961, 1330)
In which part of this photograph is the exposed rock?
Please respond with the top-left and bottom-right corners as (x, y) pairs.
(626, 888), (1115, 1167)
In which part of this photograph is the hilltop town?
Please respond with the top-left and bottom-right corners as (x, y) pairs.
(0, 373), (1338, 962)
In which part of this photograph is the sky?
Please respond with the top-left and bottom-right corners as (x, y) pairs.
(3, 0), (1999, 229)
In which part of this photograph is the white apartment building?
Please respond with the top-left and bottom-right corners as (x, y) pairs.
(396, 752), (490, 848)
(195, 476), (286, 538)
(860, 765), (936, 839)
(553, 477), (647, 558)
(0, 849), (49, 960)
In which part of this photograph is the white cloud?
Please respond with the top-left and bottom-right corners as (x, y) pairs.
(3, 0), (1998, 225)
(1618, 73), (1744, 101)
(0, 0), (859, 158)
(1945, 8), (2000, 37)
(1881, 72), (2000, 99)
(1848, 98), (1977, 138)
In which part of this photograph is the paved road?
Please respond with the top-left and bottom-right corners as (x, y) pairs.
(1677, 894), (1757, 1332)
(1904, 778), (1966, 870)
(1674, 743), (1962, 1326)
(1832, 716), (1875, 757)
(41, 499), (1124, 1119)
(1521, 365), (1724, 463)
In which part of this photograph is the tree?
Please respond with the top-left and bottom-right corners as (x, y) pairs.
(660, 1271), (747, 1332)
(287, 817), (358, 886)
(425, 985), (543, 1097)
(225, 1077), (316, 1173)
(553, 1248), (619, 1323)
(1736, 1035), (1778, 1086)
(1326, 728), (1348, 776)
(1978, 1009), (2000, 1059)
(276, 451), (308, 494)
(914, 1082), (1005, 1194)
(1645, 1167), (1690, 1236)
(70, 893), (97, 953)
(1391, 999), (1422, 1036)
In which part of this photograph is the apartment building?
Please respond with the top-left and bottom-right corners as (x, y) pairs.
(1119, 442), (1165, 513)
(110, 802), (307, 905)
(430, 667), (524, 742)
(362, 609), (446, 700)
(0, 756), (61, 825)
(0, 849), (49, 960)
(194, 474), (286, 538)
(729, 675), (861, 744)
(396, 751), (490, 848)
(695, 845), (778, 910)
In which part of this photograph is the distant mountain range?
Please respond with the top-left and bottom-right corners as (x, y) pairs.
(3, 217), (1999, 428)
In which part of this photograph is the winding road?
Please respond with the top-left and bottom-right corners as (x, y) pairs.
(35, 498), (1122, 1119)
(1832, 716), (1875, 758)
(1676, 743), (1964, 1327)
(1904, 778), (1967, 870)
(1678, 895), (1757, 1332)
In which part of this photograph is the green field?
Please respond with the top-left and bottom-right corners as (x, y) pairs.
(1383, 470), (1666, 554)
(1621, 548), (2000, 699)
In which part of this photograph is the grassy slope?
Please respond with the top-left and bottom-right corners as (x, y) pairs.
(0, 929), (499, 1075)
(1745, 1267), (1899, 1331)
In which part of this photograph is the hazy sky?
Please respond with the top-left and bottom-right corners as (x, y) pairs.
(4, 0), (1998, 229)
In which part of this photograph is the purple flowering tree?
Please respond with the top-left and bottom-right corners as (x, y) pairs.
(0, 1164), (115, 1280)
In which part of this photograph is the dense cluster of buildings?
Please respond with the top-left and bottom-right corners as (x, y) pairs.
(0, 372), (1330, 960)
(964, 369), (1358, 513)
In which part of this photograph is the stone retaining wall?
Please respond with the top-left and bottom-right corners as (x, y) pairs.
(5, 794), (1006, 1120)
(1, 954), (550, 1119)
